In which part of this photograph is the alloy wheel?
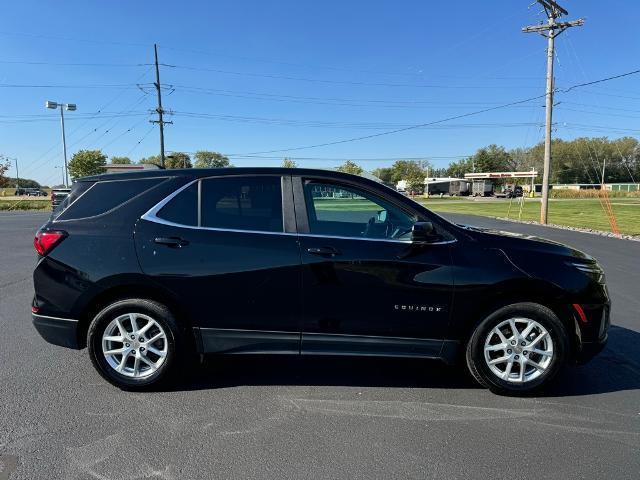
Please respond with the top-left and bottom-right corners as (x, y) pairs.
(101, 313), (168, 378)
(483, 317), (554, 383)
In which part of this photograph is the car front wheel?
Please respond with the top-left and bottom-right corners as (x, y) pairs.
(87, 299), (182, 390)
(466, 302), (568, 395)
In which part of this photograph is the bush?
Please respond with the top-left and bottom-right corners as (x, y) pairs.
(549, 189), (640, 198)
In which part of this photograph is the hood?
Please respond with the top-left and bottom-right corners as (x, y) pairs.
(458, 224), (593, 261)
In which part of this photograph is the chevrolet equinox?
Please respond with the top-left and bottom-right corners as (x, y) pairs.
(32, 168), (610, 395)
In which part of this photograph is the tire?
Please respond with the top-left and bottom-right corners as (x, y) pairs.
(465, 302), (568, 396)
(87, 298), (183, 390)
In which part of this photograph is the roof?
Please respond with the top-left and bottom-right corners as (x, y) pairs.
(79, 167), (375, 184)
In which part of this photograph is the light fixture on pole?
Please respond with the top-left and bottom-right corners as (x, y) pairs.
(46, 101), (77, 187)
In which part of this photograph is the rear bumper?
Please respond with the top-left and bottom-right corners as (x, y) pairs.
(32, 313), (81, 349)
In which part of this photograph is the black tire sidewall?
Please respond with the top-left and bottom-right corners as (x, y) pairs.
(467, 302), (568, 395)
(87, 299), (180, 390)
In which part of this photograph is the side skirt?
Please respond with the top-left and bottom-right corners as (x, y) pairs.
(195, 328), (461, 363)
(302, 332), (445, 359)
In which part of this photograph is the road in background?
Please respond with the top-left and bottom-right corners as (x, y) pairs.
(0, 211), (638, 480)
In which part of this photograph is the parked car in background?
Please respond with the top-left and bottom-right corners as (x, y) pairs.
(497, 184), (524, 199)
(15, 187), (47, 197)
(32, 168), (609, 395)
(50, 187), (71, 209)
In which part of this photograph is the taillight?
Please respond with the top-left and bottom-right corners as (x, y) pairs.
(34, 230), (67, 256)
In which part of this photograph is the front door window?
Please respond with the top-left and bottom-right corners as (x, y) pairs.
(304, 182), (416, 241)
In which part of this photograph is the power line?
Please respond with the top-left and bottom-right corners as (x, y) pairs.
(0, 83), (151, 89)
(170, 84), (543, 109)
(228, 67), (640, 156)
(236, 95), (548, 155)
(0, 60), (151, 67)
(126, 126), (156, 156)
(160, 63), (542, 90)
(0, 30), (150, 47)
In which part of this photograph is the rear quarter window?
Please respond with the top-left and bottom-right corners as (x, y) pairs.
(56, 178), (163, 221)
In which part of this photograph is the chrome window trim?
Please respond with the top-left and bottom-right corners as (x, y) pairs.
(298, 233), (457, 245)
(142, 178), (457, 245)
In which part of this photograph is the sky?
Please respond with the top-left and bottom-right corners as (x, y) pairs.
(1, 0), (639, 186)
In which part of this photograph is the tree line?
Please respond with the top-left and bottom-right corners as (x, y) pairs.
(66, 149), (233, 179)
(445, 137), (639, 184)
(2, 135), (638, 188)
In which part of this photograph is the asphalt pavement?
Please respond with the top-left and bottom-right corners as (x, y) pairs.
(1, 211), (638, 480)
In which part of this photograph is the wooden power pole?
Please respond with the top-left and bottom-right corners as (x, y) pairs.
(151, 44), (172, 168)
(522, 0), (583, 224)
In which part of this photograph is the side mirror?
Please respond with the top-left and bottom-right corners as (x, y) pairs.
(376, 209), (388, 222)
(411, 221), (437, 242)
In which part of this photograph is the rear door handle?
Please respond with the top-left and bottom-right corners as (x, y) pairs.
(307, 246), (341, 257)
(154, 236), (189, 248)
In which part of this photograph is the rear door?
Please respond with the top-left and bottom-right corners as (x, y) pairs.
(294, 175), (455, 358)
(135, 174), (302, 354)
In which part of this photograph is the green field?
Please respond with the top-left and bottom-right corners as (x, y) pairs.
(420, 197), (640, 236)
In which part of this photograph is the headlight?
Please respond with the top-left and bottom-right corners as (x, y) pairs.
(567, 261), (606, 284)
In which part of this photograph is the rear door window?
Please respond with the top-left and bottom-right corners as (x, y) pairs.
(56, 178), (163, 221)
(201, 176), (283, 232)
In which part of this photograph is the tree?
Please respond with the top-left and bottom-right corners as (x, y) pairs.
(406, 171), (425, 194)
(389, 160), (428, 183)
(109, 156), (131, 164)
(336, 160), (363, 175)
(281, 158), (297, 168)
(194, 151), (232, 168)
(14, 178), (41, 188)
(166, 152), (192, 169)
(372, 167), (394, 184)
(68, 150), (107, 179)
(0, 156), (11, 187)
(138, 155), (160, 166)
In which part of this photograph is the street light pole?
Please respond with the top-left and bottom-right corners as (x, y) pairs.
(59, 106), (69, 187)
(46, 101), (76, 188)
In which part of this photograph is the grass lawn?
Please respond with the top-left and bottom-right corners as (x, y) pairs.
(0, 198), (51, 211)
(419, 198), (640, 236)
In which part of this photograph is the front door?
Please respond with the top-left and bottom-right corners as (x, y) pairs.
(294, 177), (454, 358)
(135, 174), (302, 354)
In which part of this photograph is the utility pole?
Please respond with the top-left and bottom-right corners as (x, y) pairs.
(523, 0), (583, 224)
(14, 158), (19, 190)
(151, 44), (172, 168)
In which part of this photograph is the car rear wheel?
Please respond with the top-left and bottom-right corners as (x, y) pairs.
(88, 299), (182, 390)
(466, 302), (568, 395)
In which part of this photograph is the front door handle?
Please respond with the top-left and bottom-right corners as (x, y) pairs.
(307, 246), (341, 257)
(154, 236), (189, 248)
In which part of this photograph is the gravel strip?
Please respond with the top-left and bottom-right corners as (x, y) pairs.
(490, 216), (640, 242)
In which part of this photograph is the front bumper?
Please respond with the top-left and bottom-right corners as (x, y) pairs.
(32, 313), (81, 349)
(573, 303), (610, 364)
(575, 334), (607, 364)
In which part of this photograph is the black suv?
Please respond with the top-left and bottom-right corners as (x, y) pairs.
(32, 168), (609, 394)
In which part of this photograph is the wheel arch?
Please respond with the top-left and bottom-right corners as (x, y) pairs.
(74, 280), (195, 350)
(455, 279), (579, 355)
